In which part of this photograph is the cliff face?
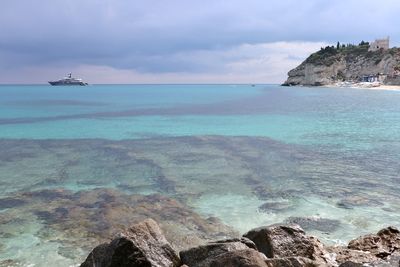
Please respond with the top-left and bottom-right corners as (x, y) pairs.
(283, 44), (400, 86)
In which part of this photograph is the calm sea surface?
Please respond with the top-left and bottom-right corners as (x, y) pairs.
(1, 84), (400, 266)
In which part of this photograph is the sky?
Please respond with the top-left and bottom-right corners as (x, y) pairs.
(1, 0), (400, 84)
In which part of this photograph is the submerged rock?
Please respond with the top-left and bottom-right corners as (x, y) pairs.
(243, 224), (333, 266)
(80, 219), (180, 267)
(336, 196), (384, 209)
(0, 197), (27, 210)
(258, 201), (292, 212)
(2, 188), (237, 255)
(285, 216), (341, 232)
(0, 259), (21, 267)
(3, 137), (400, 266)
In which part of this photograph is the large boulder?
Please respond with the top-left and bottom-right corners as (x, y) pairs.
(348, 226), (400, 258)
(80, 218), (180, 267)
(179, 237), (265, 267)
(243, 224), (333, 266)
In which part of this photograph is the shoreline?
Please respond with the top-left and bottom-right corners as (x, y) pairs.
(324, 83), (400, 91)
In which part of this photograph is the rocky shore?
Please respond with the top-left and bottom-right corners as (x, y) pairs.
(80, 219), (400, 267)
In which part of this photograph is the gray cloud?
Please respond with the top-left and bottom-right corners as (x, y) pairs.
(1, 0), (400, 83)
(0, 41), (327, 84)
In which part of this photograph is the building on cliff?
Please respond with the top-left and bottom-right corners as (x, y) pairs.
(369, 37), (390, 52)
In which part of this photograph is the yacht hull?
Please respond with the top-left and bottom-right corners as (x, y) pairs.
(49, 81), (88, 86)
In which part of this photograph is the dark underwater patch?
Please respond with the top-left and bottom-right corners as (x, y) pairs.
(0, 197), (27, 210)
(5, 99), (107, 107)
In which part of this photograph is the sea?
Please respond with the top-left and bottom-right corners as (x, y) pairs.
(0, 84), (400, 266)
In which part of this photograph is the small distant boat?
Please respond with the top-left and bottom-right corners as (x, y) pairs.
(49, 73), (88, 86)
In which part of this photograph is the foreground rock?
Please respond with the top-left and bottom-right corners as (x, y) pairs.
(207, 249), (268, 267)
(328, 227), (400, 266)
(81, 220), (400, 267)
(80, 219), (180, 267)
(243, 224), (333, 266)
(348, 226), (400, 258)
(179, 237), (265, 267)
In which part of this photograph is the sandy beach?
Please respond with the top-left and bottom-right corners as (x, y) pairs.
(376, 84), (400, 91)
(326, 83), (400, 91)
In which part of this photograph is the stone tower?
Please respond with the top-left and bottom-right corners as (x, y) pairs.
(369, 37), (390, 52)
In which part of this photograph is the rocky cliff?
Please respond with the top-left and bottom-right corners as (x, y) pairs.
(283, 43), (400, 86)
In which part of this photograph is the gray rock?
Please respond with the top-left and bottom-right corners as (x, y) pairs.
(265, 257), (318, 267)
(348, 226), (400, 258)
(179, 238), (258, 267)
(80, 218), (180, 267)
(80, 242), (123, 267)
(327, 246), (378, 265)
(387, 252), (400, 265)
(338, 262), (363, 267)
(243, 224), (332, 266)
(330, 227), (400, 266)
(206, 249), (269, 267)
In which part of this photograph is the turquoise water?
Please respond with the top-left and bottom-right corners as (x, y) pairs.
(1, 84), (400, 149)
(1, 84), (400, 266)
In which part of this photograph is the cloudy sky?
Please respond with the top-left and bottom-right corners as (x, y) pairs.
(1, 0), (399, 84)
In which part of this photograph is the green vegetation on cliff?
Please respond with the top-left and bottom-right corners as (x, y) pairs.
(305, 42), (370, 66)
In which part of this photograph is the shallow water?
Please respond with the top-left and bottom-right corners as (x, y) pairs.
(0, 84), (400, 266)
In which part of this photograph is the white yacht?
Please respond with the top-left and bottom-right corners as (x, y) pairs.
(49, 73), (88, 86)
